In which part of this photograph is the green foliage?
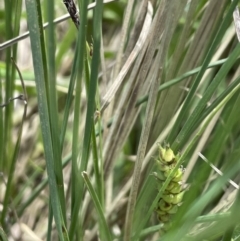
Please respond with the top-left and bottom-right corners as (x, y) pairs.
(1, 0), (240, 240)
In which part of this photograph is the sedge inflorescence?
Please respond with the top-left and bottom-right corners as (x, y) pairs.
(154, 145), (184, 232)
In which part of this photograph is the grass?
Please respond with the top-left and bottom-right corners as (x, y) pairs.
(1, 0), (240, 240)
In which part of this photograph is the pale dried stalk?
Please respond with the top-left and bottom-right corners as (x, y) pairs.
(123, 0), (179, 240)
(112, 0), (135, 78)
(233, 5), (240, 42)
(103, 2), (153, 178)
(99, 4), (153, 116)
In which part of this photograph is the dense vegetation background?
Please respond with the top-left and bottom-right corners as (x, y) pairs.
(1, 0), (240, 240)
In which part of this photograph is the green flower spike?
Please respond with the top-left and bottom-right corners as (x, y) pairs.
(159, 145), (175, 163)
(158, 199), (173, 211)
(154, 145), (185, 234)
(162, 191), (184, 204)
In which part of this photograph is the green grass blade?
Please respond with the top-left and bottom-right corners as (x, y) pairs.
(25, 0), (68, 240)
(193, 76), (240, 132)
(63, 0), (88, 237)
(168, 0), (239, 145)
(82, 171), (112, 241)
(71, 46), (82, 213)
(0, 73), (3, 170)
(0, 226), (8, 241)
(136, 58), (229, 107)
(47, 204), (53, 241)
(173, 43), (240, 150)
(69, 0), (103, 238)
(45, 0), (67, 224)
(169, 164), (240, 240)
(60, 42), (79, 150)
(56, 24), (76, 70)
